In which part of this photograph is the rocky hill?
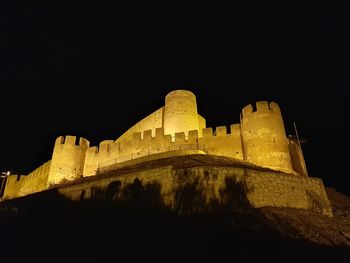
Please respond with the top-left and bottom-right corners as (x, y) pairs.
(0, 156), (349, 262)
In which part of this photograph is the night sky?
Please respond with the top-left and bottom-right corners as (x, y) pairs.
(1, 2), (349, 194)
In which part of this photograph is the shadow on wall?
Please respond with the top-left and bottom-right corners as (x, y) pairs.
(218, 178), (252, 213)
(0, 176), (252, 217)
(174, 176), (207, 215)
(100, 176), (252, 215)
(105, 177), (252, 215)
(103, 179), (165, 210)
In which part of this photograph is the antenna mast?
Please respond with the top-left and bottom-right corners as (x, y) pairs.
(293, 122), (308, 176)
(293, 122), (301, 147)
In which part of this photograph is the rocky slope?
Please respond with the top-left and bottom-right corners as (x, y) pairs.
(0, 155), (349, 262)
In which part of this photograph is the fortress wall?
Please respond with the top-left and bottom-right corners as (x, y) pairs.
(177, 167), (331, 214)
(59, 166), (175, 206)
(20, 160), (51, 196)
(83, 129), (173, 177)
(84, 128), (198, 177)
(244, 171), (332, 215)
(115, 90), (207, 143)
(56, 165), (331, 215)
(83, 140), (119, 177)
(48, 136), (90, 185)
(2, 175), (25, 199)
(198, 124), (243, 160)
(83, 125), (245, 178)
(198, 115), (206, 137)
(2, 161), (51, 199)
(116, 107), (163, 142)
(245, 171), (308, 209)
(241, 101), (293, 173)
(84, 125), (246, 178)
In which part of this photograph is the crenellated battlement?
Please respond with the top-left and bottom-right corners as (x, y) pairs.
(240, 101), (293, 173)
(2, 90), (313, 207)
(55, 135), (90, 148)
(48, 135), (90, 185)
(200, 125), (241, 138)
(83, 124), (245, 177)
(241, 101), (282, 119)
(1, 89), (315, 210)
(99, 140), (114, 153)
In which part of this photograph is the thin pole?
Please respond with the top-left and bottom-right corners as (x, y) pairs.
(0, 177), (5, 197)
(0, 173), (8, 198)
(293, 122), (301, 147)
(293, 122), (308, 176)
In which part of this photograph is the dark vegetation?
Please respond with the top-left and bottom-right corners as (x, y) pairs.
(0, 178), (349, 263)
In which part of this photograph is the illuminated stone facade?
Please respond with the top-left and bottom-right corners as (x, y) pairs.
(1, 89), (322, 213)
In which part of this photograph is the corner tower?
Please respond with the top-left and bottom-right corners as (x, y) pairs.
(240, 101), (293, 173)
(163, 90), (201, 139)
(47, 136), (90, 186)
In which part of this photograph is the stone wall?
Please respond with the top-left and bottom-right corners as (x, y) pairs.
(0, 91), (313, 201)
(57, 164), (332, 215)
(3, 160), (51, 199)
(116, 107), (164, 142)
(83, 127), (244, 177)
(241, 101), (293, 173)
(199, 124), (243, 160)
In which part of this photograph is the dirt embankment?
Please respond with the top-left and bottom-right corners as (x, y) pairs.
(257, 187), (350, 247)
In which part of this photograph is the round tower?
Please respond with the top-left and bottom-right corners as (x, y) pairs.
(240, 101), (293, 173)
(47, 135), (90, 186)
(163, 90), (200, 139)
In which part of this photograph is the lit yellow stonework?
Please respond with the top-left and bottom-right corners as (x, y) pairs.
(2, 89), (316, 213)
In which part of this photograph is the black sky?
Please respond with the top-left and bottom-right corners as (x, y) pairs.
(1, 1), (350, 194)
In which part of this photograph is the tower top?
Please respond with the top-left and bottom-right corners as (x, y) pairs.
(165, 90), (196, 100)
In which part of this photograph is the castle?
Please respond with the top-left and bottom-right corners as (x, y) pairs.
(0, 90), (331, 215)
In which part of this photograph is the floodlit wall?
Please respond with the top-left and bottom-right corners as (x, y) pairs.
(113, 96), (294, 174)
(163, 90), (201, 139)
(198, 124), (243, 160)
(116, 90), (206, 142)
(1, 91), (308, 201)
(198, 115), (206, 137)
(83, 126), (245, 177)
(58, 165), (332, 216)
(244, 170), (329, 213)
(241, 101), (293, 173)
(116, 107), (164, 142)
(2, 175), (24, 199)
(2, 160), (51, 199)
(21, 160), (51, 195)
(48, 136), (90, 185)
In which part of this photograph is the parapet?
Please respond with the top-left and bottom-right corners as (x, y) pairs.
(241, 101), (282, 119)
(269, 101), (281, 113)
(202, 128), (213, 138)
(200, 125), (241, 138)
(188, 130), (199, 140)
(230, 124), (241, 136)
(87, 146), (99, 154)
(55, 135), (90, 148)
(99, 140), (114, 153)
(175, 132), (186, 143)
(215, 126), (227, 136)
(242, 104), (254, 119)
(165, 89), (196, 102)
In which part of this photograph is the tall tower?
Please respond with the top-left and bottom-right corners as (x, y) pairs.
(47, 136), (90, 185)
(240, 101), (293, 173)
(163, 90), (200, 139)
